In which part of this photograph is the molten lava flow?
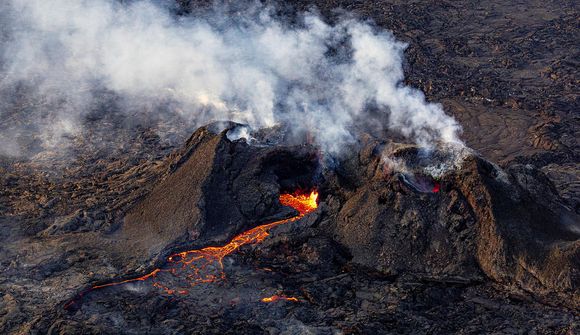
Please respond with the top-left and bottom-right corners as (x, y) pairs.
(279, 190), (318, 215)
(65, 190), (318, 310)
(261, 295), (299, 303)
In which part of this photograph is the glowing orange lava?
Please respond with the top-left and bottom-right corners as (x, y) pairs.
(279, 190), (318, 215)
(261, 295), (300, 303)
(65, 190), (318, 310)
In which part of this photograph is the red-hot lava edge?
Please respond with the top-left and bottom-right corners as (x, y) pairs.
(64, 190), (319, 310)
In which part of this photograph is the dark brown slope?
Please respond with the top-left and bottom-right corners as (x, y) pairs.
(319, 138), (579, 308)
(119, 125), (221, 258)
(115, 122), (320, 264)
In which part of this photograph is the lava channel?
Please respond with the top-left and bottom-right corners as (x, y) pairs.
(65, 190), (318, 310)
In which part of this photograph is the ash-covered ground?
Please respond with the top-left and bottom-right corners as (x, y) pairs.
(1, 1), (579, 334)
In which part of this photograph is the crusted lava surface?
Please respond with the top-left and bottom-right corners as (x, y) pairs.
(1, 1), (579, 334)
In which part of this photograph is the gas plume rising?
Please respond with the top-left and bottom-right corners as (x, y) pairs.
(0, 0), (462, 158)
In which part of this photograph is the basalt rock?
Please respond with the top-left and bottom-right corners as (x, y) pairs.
(322, 138), (579, 308)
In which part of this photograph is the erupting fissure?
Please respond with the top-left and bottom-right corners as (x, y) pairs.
(65, 190), (318, 310)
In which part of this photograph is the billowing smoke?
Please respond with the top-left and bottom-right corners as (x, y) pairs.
(0, 0), (462, 158)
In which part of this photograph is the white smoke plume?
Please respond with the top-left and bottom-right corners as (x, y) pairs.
(0, 0), (462, 157)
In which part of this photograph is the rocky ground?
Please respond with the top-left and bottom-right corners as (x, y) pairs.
(1, 0), (579, 334)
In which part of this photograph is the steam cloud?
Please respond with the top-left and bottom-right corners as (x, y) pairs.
(0, 0), (462, 157)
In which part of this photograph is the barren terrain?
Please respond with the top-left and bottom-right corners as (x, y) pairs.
(0, 1), (578, 334)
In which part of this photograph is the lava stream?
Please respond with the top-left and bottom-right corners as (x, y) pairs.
(261, 295), (300, 303)
(65, 190), (318, 309)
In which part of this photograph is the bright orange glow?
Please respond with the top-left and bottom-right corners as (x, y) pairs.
(156, 190), (318, 287)
(279, 190), (318, 215)
(66, 190), (318, 309)
(261, 295), (300, 303)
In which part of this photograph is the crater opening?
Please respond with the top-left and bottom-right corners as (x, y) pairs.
(262, 148), (322, 197)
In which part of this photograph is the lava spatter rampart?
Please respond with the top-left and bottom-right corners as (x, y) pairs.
(65, 190), (318, 310)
